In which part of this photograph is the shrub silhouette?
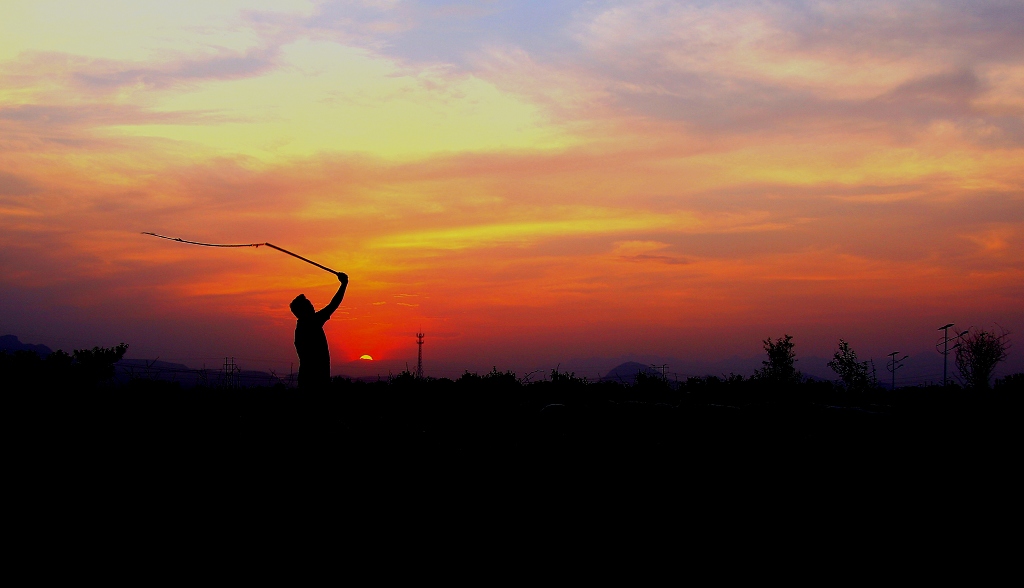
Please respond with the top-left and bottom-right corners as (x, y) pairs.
(73, 343), (128, 386)
(1, 342), (127, 388)
(995, 373), (1024, 392)
(955, 328), (1010, 390)
(753, 334), (800, 385)
(548, 368), (588, 387)
(827, 339), (876, 391)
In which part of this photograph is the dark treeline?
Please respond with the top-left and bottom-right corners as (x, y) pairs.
(8, 345), (1023, 539)
(8, 342), (1021, 485)
(6, 330), (1020, 532)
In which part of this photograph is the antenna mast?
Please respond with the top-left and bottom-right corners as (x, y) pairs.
(416, 331), (425, 378)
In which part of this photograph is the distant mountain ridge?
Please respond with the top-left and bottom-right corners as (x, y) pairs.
(0, 335), (53, 356)
(113, 359), (287, 387)
(600, 362), (664, 383)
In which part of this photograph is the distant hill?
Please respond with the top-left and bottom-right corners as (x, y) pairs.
(600, 362), (664, 383)
(113, 359), (201, 386)
(113, 359), (288, 387)
(0, 335), (52, 356)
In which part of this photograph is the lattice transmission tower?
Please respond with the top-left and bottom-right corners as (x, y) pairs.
(223, 356), (239, 388)
(416, 331), (425, 378)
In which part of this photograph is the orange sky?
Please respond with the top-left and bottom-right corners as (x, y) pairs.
(2, 1), (1022, 379)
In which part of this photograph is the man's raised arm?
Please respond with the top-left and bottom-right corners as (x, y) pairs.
(319, 272), (348, 319)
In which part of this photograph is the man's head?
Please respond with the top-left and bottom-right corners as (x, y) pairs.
(290, 294), (315, 318)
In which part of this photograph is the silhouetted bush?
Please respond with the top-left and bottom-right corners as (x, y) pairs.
(1, 343), (126, 389)
(753, 334), (801, 385)
(828, 339), (877, 391)
(73, 343), (128, 387)
(10, 337), (1022, 494)
(956, 327), (1011, 390)
(995, 373), (1023, 392)
(630, 370), (675, 404)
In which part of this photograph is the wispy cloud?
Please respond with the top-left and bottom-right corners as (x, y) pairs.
(69, 46), (281, 90)
(0, 171), (38, 196)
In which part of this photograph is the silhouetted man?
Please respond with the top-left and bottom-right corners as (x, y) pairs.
(290, 272), (348, 390)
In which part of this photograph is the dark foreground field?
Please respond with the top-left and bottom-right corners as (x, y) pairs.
(7, 356), (1021, 551)
(15, 372), (1020, 495)
(9, 371), (1018, 563)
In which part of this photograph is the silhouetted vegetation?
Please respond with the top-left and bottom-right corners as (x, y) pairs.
(753, 334), (801, 385)
(956, 327), (1011, 389)
(6, 340), (1021, 507)
(996, 372), (1024, 390)
(1, 342), (127, 389)
(828, 339), (878, 391)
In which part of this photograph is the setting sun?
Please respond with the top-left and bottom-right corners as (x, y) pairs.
(359, 355), (373, 361)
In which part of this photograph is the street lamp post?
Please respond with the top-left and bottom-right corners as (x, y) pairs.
(887, 351), (909, 390)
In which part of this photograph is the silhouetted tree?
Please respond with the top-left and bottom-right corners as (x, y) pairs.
(754, 334), (801, 385)
(73, 343), (128, 386)
(827, 339), (875, 391)
(43, 349), (74, 385)
(955, 327), (1010, 390)
(2, 345), (124, 389)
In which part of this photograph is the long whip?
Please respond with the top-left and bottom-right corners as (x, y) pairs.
(142, 232), (338, 275)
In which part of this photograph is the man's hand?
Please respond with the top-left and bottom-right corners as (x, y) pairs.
(337, 272), (349, 284)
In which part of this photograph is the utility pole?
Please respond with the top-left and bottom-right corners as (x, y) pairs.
(887, 351), (908, 390)
(416, 331), (424, 379)
(937, 323), (954, 387)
